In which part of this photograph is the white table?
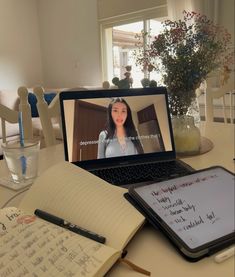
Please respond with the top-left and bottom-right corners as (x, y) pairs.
(181, 122), (234, 173)
(0, 122), (234, 277)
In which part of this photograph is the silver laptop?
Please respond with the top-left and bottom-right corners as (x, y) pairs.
(59, 87), (194, 187)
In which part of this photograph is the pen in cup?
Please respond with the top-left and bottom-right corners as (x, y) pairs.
(34, 209), (106, 244)
(18, 112), (26, 175)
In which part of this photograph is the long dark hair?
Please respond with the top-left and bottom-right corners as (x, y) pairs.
(105, 97), (144, 154)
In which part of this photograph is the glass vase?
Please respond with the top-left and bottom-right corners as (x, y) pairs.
(172, 115), (201, 156)
(187, 97), (201, 127)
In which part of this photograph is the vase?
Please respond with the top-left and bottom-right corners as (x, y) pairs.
(187, 97), (201, 127)
(168, 89), (201, 126)
(172, 115), (201, 156)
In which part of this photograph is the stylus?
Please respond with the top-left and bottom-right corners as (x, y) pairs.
(214, 246), (235, 263)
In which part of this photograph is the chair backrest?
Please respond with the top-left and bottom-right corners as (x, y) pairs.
(205, 71), (234, 123)
(18, 86), (33, 139)
(33, 86), (63, 147)
(0, 86), (33, 143)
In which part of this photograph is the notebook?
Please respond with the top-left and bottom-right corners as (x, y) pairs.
(0, 162), (146, 276)
(59, 87), (194, 187)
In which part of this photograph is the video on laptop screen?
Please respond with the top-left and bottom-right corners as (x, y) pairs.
(62, 94), (173, 163)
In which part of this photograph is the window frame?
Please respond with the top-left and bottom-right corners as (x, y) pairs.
(99, 6), (168, 83)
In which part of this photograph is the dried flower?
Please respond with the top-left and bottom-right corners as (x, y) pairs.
(125, 65), (132, 72)
(134, 11), (234, 115)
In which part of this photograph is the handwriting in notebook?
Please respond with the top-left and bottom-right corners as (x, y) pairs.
(0, 208), (104, 277)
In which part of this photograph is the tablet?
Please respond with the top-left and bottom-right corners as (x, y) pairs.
(128, 166), (235, 261)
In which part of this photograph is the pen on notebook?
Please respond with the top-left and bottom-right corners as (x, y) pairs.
(34, 209), (106, 244)
(18, 112), (26, 175)
(214, 246), (235, 263)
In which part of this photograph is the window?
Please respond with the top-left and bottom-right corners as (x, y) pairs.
(101, 18), (165, 88)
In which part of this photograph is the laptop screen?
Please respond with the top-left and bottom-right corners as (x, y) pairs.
(60, 87), (175, 168)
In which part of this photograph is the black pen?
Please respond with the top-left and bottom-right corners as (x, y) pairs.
(34, 209), (106, 244)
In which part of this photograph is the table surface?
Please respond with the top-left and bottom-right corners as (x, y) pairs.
(0, 122), (234, 277)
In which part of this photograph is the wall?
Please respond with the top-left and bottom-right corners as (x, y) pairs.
(0, 0), (42, 90)
(98, 0), (166, 20)
(0, 0), (233, 90)
(37, 0), (102, 88)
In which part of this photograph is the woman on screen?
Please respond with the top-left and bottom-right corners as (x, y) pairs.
(97, 97), (144, 158)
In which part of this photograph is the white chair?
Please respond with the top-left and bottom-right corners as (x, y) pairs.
(33, 86), (63, 147)
(17, 86), (33, 139)
(0, 87), (33, 144)
(205, 71), (234, 124)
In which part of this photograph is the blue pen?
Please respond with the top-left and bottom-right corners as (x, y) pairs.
(18, 112), (27, 175)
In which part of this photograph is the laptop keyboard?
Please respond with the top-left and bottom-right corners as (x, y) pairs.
(91, 161), (191, 186)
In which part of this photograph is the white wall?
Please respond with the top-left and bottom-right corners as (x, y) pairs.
(0, 0), (233, 91)
(98, 0), (167, 20)
(0, 0), (43, 90)
(37, 0), (102, 88)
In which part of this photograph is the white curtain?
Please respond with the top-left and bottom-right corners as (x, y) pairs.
(167, 0), (219, 23)
(166, 0), (220, 101)
(167, 0), (193, 20)
(191, 0), (219, 23)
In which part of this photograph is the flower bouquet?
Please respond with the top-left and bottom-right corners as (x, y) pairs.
(134, 11), (233, 116)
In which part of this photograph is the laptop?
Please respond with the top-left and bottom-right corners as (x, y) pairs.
(59, 87), (194, 187)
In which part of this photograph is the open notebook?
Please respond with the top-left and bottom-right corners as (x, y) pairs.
(0, 162), (145, 276)
(59, 87), (193, 186)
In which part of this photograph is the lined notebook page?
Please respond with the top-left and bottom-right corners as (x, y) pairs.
(19, 162), (145, 251)
(0, 207), (119, 277)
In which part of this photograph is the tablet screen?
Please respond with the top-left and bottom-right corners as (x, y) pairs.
(131, 167), (234, 250)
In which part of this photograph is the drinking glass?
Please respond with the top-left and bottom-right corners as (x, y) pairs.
(2, 139), (40, 188)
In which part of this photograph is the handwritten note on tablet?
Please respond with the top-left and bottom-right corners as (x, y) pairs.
(133, 167), (235, 249)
